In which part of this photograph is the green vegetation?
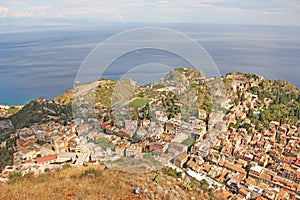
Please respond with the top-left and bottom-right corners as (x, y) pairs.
(199, 179), (210, 188)
(182, 176), (212, 195)
(0, 148), (13, 170)
(0, 136), (17, 170)
(94, 80), (116, 108)
(0, 106), (22, 119)
(8, 171), (22, 181)
(55, 79), (117, 108)
(192, 82), (212, 114)
(161, 167), (182, 179)
(78, 168), (102, 178)
(61, 163), (72, 169)
(7, 107), (21, 116)
(244, 73), (257, 78)
(94, 138), (115, 150)
(9, 100), (72, 131)
(129, 98), (150, 108)
(162, 92), (181, 119)
(238, 123), (252, 131)
(247, 79), (300, 127)
(36, 140), (48, 145)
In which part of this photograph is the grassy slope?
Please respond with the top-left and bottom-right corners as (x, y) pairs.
(0, 165), (213, 200)
(129, 98), (149, 109)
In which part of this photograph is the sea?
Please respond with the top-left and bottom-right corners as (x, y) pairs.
(1, 23), (300, 105)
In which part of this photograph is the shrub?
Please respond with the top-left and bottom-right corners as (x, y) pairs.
(62, 163), (71, 169)
(8, 171), (22, 181)
(80, 168), (102, 178)
(161, 167), (182, 179)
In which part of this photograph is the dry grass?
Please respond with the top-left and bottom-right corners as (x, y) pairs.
(53, 89), (73, 105)
(0, 165), (208, 200)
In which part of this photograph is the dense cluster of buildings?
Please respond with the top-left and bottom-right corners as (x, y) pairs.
(0, 72), (299, 200)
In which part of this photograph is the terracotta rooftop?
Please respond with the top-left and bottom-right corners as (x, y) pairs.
(216, 188), (232, 199)
(36, 154), (57, 164)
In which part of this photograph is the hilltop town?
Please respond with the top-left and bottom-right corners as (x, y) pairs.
(0, 68), (300, 200)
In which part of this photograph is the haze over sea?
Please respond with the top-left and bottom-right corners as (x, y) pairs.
(1, 23), (300, 105)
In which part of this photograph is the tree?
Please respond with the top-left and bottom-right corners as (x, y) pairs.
(239, 123), (251, 131)
(103, 115), (110, 122)
(240, 92), (245, 102)
(200, 179), (210, 189)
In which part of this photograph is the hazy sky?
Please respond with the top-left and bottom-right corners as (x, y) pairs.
(0, 0), (300, 26)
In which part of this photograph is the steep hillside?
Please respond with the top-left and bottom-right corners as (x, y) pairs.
(0, 106), (22, 119)
(53, 89), (73, 105)
(54, 79), (116, 108)
(52, 69), (300, 126)
(54, 68), (205, 107)
(9, 98), (72, 130)
(247, 79), (300, 126)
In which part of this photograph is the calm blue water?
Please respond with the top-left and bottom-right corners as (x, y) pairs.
(1, 23), (300, 105)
